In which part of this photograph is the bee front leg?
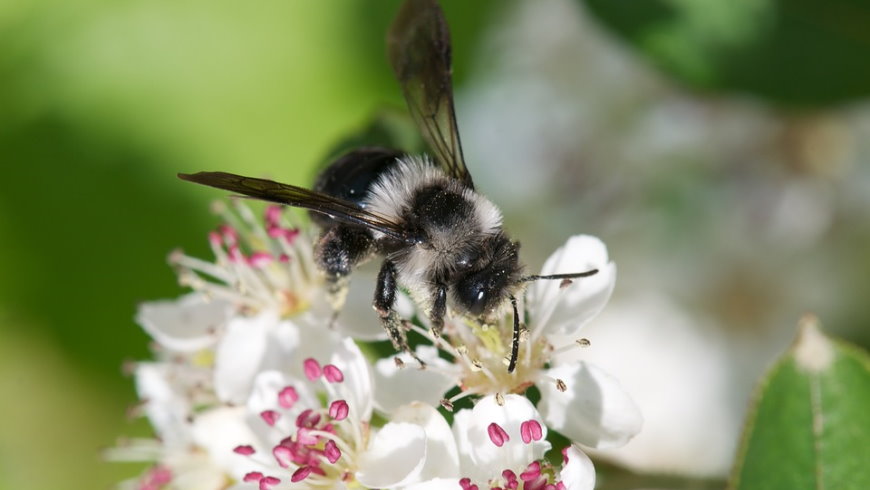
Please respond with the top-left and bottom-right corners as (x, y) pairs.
(315, 225), (374, 322)
(374, 260), (425, 368)
(429, 283), (448, 338)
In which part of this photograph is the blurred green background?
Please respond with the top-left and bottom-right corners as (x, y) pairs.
(1, 0), (868, 488)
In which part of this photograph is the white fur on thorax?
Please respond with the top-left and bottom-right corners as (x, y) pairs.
(365, 155), (502, 234)
(365, 155), (504, 304)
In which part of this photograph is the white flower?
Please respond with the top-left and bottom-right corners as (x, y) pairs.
(225, 342), (457, 489)
(170, 201), (327, 322)
(118, 201), (641, 489)
(445, 394), (595, 489)
(136, 292), (233, 353)
(106, 362), (238, 490)
(375, 235), (642, 450)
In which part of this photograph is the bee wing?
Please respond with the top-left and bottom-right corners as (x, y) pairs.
(178, 172), (414, 243)
(388, 0), (474, 189)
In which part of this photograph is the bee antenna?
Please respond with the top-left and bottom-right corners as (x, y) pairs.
(521, 269), (599, 282)
(508, 294), (520, 373)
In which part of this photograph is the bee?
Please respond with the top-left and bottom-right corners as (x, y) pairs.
(179, 0), (597, 372)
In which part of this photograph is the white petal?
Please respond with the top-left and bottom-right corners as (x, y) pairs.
(164, 452), (233, 490)
(326, 336), (374, 420)
(356, 422), (427, 488)
(255, 318), (302, 374)
(213, 312), (278, 404)
(392, 402), (461, 481)
(451, 408), (491, 483)
(246, 370), (314, 414)
(134, 362), (191, 446)
(560, 446), (596, 490)
(136, 293), (231, 352)
(460, 394), (551, 480)
(527, 235), (616, 337)
(402, 478), (462, 489)
(190, 406), (259, 480)
(539, 362), (642, 449)
(332, 268), (391, 340)
(372, 345), (457, 413)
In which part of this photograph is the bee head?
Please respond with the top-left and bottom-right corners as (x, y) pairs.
(453, 234), (523, 317)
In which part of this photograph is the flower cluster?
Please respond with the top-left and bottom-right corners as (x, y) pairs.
(110, 201), (641, 489)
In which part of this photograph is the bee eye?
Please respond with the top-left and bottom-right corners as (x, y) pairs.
(456, 274), (489, 316)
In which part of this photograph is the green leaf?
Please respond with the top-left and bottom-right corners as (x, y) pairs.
(582, 0), (870, 108)
(730, 316), (870, 490)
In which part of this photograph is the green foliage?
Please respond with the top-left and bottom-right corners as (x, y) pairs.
(583, 0), (870, 107)
(730, 317), (870, 490)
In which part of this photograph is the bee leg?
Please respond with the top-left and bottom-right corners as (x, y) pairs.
(374, 260), (425, 368)
(314, 225), (375, 323)
(428, 283), (448, 338)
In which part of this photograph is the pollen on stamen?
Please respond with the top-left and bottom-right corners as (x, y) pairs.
(495, 392), (505, 406)
(502, 469), (518, 486)
(460, 477), (480, 490)
(328, 399), (349, 421)
(291, 466), (313, 483)
(259, 476), (281, 490)
(394, 357), (405, 368)
(273, 445), (293, 468)
(487, 422), (510, 447)
(576, 338), (591, 347)
(220, 225), (239, 245)
(243, 471), (264, 482)
(440, 398), (454, 411)
(303, 358), (322, 381)
(519, 461), (542, 482)
(278, 386), (299, 409)
(296, 427), (319, 445)
(520, 420), (543, 444)
(555, 379), (567, 392)
(265, 205), (283, 227)
(323, 364), (344, 383)
(248, 251), (273, 268)
(233, 445), (256, 456)
(324, 439), (342, 464)
(296, 408), (321, 428)
(260, 410), (280, 426)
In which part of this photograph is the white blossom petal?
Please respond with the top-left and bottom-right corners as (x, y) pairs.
(136, 293), (231, 352)
(527, 235), (616, 337)
(457, 394), (551, 480)
(325, 335), (374, 420)
(402, 478), (462, 489)
(189, 406), (259, 480)
(135, 363), (191, 446)
(539, 362), (642, 449)
(451, 408), (491, 483)
(213, 312), (278, 404)
(160, 453), (229, 490)
(560, 446), (596, 490)
(373, 346), (457, 413)
(332, 269), (394, 340)
(392, 402), (461, 482)
(356, 422), (427, 488)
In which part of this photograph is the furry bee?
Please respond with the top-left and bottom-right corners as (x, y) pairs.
(179, 0), (596, 372)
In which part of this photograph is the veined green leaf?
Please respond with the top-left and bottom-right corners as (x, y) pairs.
(730, 316), (870, 490)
